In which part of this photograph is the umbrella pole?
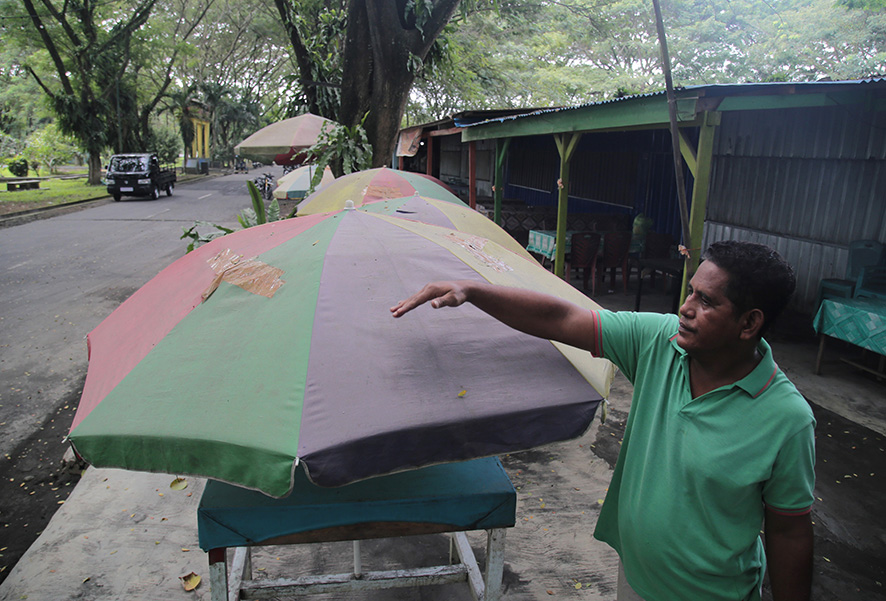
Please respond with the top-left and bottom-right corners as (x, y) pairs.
(651, 0), (693, 303)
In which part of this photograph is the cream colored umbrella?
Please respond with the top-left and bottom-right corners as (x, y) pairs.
(235, 114), (335, 164)
(273, 165), (336, 201)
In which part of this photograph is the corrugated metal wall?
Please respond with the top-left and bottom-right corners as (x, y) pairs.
(503, 131), (689, 235)
(704, 105), (886, 313)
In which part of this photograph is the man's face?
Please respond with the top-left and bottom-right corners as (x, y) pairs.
(676, 261), (747, 356)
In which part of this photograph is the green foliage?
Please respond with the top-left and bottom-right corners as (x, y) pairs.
(838, 0), (886, 10)
(8, 157), (29, 177)
(24, 124), (77, 174)
(277, 0), (347, 119)
(304, 115), (372, 186)
(147, 126), (182, 165)
(238, 180), (271, 227)
(180, 221), (235, 253)
(182, 180), (282, 252)
(161, 86), (198, 164)
(408, 0), (886, 122)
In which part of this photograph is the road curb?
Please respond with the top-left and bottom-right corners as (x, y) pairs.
(0, 196), (113, 228)
(0, 173), (222, 229)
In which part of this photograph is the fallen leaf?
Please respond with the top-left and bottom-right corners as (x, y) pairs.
(180, 572), (201, 591)
(458, 389), (467, 398)
(170, 477), (188, 491)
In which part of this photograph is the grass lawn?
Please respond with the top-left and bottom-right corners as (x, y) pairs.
(0, 176), (107, 216)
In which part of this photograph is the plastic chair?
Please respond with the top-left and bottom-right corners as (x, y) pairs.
(629, 213), (653, 256)
(569, 232), (601, 291)
(855, 265), (886, 301)
(639, 231), (677, 292)
(598, 230), (632, 294)
(817, 240), (885, 307)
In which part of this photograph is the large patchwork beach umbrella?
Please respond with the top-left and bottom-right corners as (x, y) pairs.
(359, 194), (533, 260)
(273, 165), (335, 201)
(235, 113), (333, 164)
(296, 167), (461, 214)
(295, 167), (530, 257)
(68, 208), (614, 497)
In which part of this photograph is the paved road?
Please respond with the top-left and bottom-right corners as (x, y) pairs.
(0, 168), (283, 462)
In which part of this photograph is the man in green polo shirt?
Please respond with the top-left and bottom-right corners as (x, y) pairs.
(391, 240), (814, 601)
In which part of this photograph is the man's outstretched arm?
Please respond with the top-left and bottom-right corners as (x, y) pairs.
(391, 280), (598, 353)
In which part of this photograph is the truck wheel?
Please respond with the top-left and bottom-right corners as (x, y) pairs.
(112, 193), (121, 202)
(151, 185), (160, 200)
(166, 183), (174, 197)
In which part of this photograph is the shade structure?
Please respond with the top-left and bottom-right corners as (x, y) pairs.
(273, 165), (335, 201)
(296, 167), (462, 214)
(235, 114), (334, 164)
(69, 209), (615, 497)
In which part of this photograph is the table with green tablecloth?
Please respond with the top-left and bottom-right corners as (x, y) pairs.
(813, 297), (886, 377)
(526, 229), (577, 261)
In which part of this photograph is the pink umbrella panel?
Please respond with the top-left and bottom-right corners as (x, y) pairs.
(68, 209), (613, 497)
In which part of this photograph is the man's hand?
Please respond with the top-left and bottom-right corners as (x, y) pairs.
(390, 281), (472, 318)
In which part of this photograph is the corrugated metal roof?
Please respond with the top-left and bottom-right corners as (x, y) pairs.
(459, 78), (886, 129)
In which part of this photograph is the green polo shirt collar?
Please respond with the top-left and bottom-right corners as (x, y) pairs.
(667, 334), (780, 399)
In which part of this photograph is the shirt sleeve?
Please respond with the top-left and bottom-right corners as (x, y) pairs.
(762, 421), (816, 514)
(597, 310), (679, 383)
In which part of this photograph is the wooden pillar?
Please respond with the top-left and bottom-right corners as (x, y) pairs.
(425, 136), (433, 176)
(398, 156), (405, 170)
(678, 111), (720, 304)
(469, 140), (477, 210)
(493, 139), (510, 226)
(553, 133), (582, 279)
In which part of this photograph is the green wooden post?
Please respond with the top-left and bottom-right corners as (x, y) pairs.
(493, 138), (511, 227)
(678, 111), (720, 305)
(553, 132), (582, 279)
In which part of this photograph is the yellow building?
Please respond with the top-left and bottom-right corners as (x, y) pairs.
(190, 116), (210, 160)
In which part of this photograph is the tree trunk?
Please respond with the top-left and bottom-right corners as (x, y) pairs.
(88, 152), (103, 186)
(339, 0), (461, 167)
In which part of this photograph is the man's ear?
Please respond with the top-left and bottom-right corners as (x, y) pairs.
(740, 308), (765, 340)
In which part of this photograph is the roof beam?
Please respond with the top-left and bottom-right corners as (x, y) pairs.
(462, 96), (698, 141)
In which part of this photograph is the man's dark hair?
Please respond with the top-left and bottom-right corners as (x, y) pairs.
(702, 241), (796, 336)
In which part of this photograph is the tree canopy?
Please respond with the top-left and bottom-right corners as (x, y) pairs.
(1, 0), (883, 174)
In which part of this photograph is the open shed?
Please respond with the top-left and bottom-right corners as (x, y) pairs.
(398, 79), (886, 315)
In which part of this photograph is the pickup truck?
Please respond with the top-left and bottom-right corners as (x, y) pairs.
(105, 153), (177, 201)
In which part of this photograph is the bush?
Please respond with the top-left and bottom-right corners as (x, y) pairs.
(8, 158), (29, 177)
(147, 126), (181, 165)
